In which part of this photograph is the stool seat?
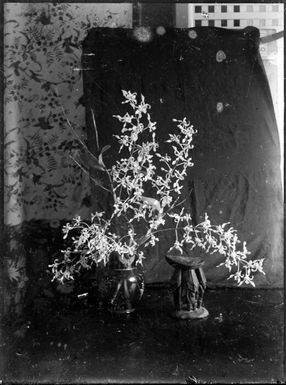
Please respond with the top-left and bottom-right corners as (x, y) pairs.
(165, 253), (204, 269)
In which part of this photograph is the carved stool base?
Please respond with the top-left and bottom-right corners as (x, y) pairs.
(172, 306), (209, 320)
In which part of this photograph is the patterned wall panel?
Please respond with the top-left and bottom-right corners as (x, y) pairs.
(3, 3), (131, 319)
(4, 3), (132, 226)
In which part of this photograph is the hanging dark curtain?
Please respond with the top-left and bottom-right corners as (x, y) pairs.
(81, 26), (283, 288)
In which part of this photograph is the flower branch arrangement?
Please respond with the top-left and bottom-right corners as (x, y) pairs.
(50, 90), (265, 289)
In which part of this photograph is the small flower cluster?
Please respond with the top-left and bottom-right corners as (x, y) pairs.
(168, 212), (265, 287)
(50, 90), (265, 286)
(51, 214), (146, 284)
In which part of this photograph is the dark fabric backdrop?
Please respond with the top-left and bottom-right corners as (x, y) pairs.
(82, 26), (283, 287)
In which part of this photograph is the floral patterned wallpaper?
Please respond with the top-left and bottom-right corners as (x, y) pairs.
(3, 3), (132, 320)
(4, 2), (132, 226)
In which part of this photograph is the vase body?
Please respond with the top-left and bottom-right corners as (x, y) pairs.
(101, 268), (144, 314)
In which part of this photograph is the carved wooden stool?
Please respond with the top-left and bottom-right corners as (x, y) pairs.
(166, 254), (209, 319)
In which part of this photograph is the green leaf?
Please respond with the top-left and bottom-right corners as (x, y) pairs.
(141, 196), (161, 212)
(78, 151), (105, 172)
(98, 145), (110, 169)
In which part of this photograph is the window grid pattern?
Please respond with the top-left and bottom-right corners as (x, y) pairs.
(192, 3), (282, 15)
(191, 4), (282, 30)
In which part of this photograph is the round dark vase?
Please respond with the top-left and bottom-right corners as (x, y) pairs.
(102, 267), (144, 314)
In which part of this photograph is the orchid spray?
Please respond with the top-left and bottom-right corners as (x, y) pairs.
(50, 90), (265, 287)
